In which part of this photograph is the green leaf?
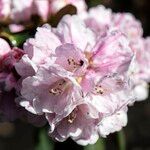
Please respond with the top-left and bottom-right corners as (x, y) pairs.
(35, 129), (54, 150)
(88, 0), (102, 7)
(84, 138), (105, 150)
(12, 32), (30, 47)
(0, 31), (30, 47)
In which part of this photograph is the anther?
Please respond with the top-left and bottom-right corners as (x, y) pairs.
(67, 108), (78, 123)
(49, 80), (66, 96)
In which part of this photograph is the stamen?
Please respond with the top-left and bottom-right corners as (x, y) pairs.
(67, 58), (84, 69)
(116, 79), (124, 86)
(79, 60), (84, 66)
(67, 108), (78, 123)
(49, 88), (62, 95)
(49, 79), (66, 96)
(94, 85), (104, 95)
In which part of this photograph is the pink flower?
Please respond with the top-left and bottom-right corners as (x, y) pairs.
(54, 43), (88, 76)
(90, 30), (133, 75)
(84, 73), (133, 137)
(15, 24), (61, 77)
(112, 13), (150, 101)
(20, 65), (83, 115)
(24, 25), (61, 64)
(80, 5), (143, 41)
(47, 103), (100, 146)
(98, 110), (127, 137)
(113, 13), (143, 41)
(55, 15), (96, 52)
(128, 37), (150, 101)
(80, 5), (112, 36)
(139, 37), (150, 82)
(0, 38), (11, 57)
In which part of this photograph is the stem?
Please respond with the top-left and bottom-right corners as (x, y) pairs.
(117, 130), (126, 150)
(35, 129), (54, 150)
(84, 138), (105, 150)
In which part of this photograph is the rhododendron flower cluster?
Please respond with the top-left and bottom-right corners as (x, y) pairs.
(0, 1), (150, 146)
(14, 15), (134, 145)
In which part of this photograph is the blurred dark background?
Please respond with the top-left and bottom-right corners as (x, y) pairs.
(0, 0), (150, 150)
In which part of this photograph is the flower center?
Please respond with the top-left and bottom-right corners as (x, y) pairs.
(49, 79), (67, 96)
(67, 108), (78, 123)
(67, 58), (84, 69)
(94, 85), (105, 95)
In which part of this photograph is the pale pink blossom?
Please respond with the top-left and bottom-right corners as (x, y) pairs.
(23, 25), (61, 64)
(47, 103), (100, 146)
(112, 13), (150, 101)
(128, 37), (150, 101)
(15, 15), (134, 145)
(113, 13), (143, 41)
(15, 24), (61, 77)
(54, 43), (88, 76)
(83, 72), (133, 137)
(90, 30), (133, 75)
(132, 80), (149, 101)
(20, 65), (83, 115)
(80, 5), (112, 36)
(55, 15), (96, 52)
(98, 110), (127, 137)
(80, 5), (143, 41)
(139, 37), (150, 81)
(0, 38), (11, 57)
